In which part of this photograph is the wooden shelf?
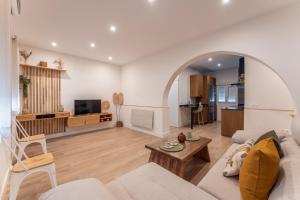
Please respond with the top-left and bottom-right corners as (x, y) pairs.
(17, 112), (71, 122)
(100, 113), (112, 122)
(20, 64), (67, 72)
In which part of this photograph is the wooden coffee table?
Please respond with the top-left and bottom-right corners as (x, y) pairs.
(145, 137), (212, 179)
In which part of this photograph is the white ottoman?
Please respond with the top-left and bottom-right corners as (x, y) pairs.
(39, 178), (116, 200)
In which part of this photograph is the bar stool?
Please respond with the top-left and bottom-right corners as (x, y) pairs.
(193, 103), (204, 126)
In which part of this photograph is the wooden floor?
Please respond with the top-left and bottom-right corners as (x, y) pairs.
(4, 122), (232, 200)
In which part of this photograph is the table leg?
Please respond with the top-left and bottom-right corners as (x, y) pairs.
(195, 146), (211, 162)
(178, 163), (186, 178)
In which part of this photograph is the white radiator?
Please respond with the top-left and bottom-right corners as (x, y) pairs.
(131, 109), (154, 130)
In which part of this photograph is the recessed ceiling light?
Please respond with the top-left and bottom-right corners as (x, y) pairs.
(51, 42), (57, 47)
(148, 0), (156, 3)
(110, 25), (117, 33)
(90, 43), (96, 48)
(208, 58), (213, 62)
(108, 56), (113, 61)
(222, 0), (230, 5)
(217, 63), (222, 67)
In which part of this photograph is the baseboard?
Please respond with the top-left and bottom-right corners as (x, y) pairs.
(45, 121), (117, 139)
(124, 122), (169, 138)
(0, 168), (10, 200)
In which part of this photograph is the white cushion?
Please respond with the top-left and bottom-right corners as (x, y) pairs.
(291, 115), (300, 145)
(39, 178), (116, 200)
(107, 162), (217, 200)
(232, 129), (289, 144)
(198, 143), (242, 200)
(269, 136), (300, 199)
(223, 139), (255, 177)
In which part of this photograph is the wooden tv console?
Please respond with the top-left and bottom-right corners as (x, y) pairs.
(16, 112), (112, 136)
(67, 113), (112, 128)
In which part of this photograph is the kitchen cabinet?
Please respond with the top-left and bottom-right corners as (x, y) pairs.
(221, 108), (244, 137)
(190, 75), (204, 97)
(190, 75), (217, 122)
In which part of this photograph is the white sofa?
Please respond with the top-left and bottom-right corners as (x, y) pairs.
(198, 135), (300, 200)
(40, 136), (300, 200)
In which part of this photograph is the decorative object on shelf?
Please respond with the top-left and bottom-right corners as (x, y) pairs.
(19, 49), (32, 64)
(113, 92), (124, 127)
(39, 61), (48, 67)
(53, 58), (65, 70)
(58, 105), (64, 112)
(102, 100), (110, 113)
(178, 132), (186, 143)
(240, 73), (245, 83)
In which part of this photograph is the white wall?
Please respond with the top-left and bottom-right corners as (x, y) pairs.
(19, 45), (122, 132)
(244, 58), (295, 132)
(168, 67), (200, 127)
(0, 0), (12, 197)
(121, 3), (300, 137)
(178, 67), (200, 126)
(209, 68), (239, 121)
(168, 76), (179, 127)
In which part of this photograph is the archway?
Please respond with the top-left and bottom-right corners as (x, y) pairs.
(163, 51), (296, 133)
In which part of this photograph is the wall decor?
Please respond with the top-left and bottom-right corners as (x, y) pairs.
(53, 58), (65, 70)
(19, 49), (32, 64)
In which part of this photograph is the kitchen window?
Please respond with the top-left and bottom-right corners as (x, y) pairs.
(227, 86), (237, 103)
(217, 86), (226, 102)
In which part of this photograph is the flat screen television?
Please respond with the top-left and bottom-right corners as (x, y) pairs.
(74, 100), (101, 115)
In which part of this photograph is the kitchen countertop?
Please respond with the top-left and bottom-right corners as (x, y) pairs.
(222, 106), (244, 111)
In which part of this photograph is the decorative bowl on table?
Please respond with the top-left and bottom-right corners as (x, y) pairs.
(160, 141), (184, 152)
(185, 132), (201, 142)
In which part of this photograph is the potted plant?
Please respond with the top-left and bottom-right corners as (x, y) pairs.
(20, 75), (31, 113)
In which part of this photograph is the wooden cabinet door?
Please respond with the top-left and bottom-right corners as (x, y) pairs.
(68, 117), (85, 128)
(85, 115), (100, 126)
(221, 110), (244, 137)
(190, 75), (203, 97)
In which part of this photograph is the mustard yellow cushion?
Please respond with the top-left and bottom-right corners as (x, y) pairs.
(240, 138), (280, 200)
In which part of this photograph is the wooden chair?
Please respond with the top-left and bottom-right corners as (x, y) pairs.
(13, 119), (47, 159)
(3, 136), (57, 200)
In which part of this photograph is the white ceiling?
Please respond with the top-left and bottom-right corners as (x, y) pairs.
(189, 54), (242, 72)
(12, 0), (297, 65)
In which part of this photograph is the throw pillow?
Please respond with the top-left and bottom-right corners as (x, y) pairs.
(255, 130), (284, 158)
(223, 139), (255, 177)
(240, 138), (280, 200)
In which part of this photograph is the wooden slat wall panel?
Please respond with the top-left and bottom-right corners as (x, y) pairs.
(21, 65), (61, 113)
(20, 65), (63, 136)
(19, 119), (65, 136)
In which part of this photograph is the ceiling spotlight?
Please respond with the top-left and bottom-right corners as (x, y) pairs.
(148, 0), (156, 3)
(90, 43), (96, 48)
(51, 42), (57, 47)
(108, 56), (113, 61)
(217, 63), (222, 67)
(110, 25), (117, 33)
(223, 0), (231, 5)
(208, 58), (213, 62)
